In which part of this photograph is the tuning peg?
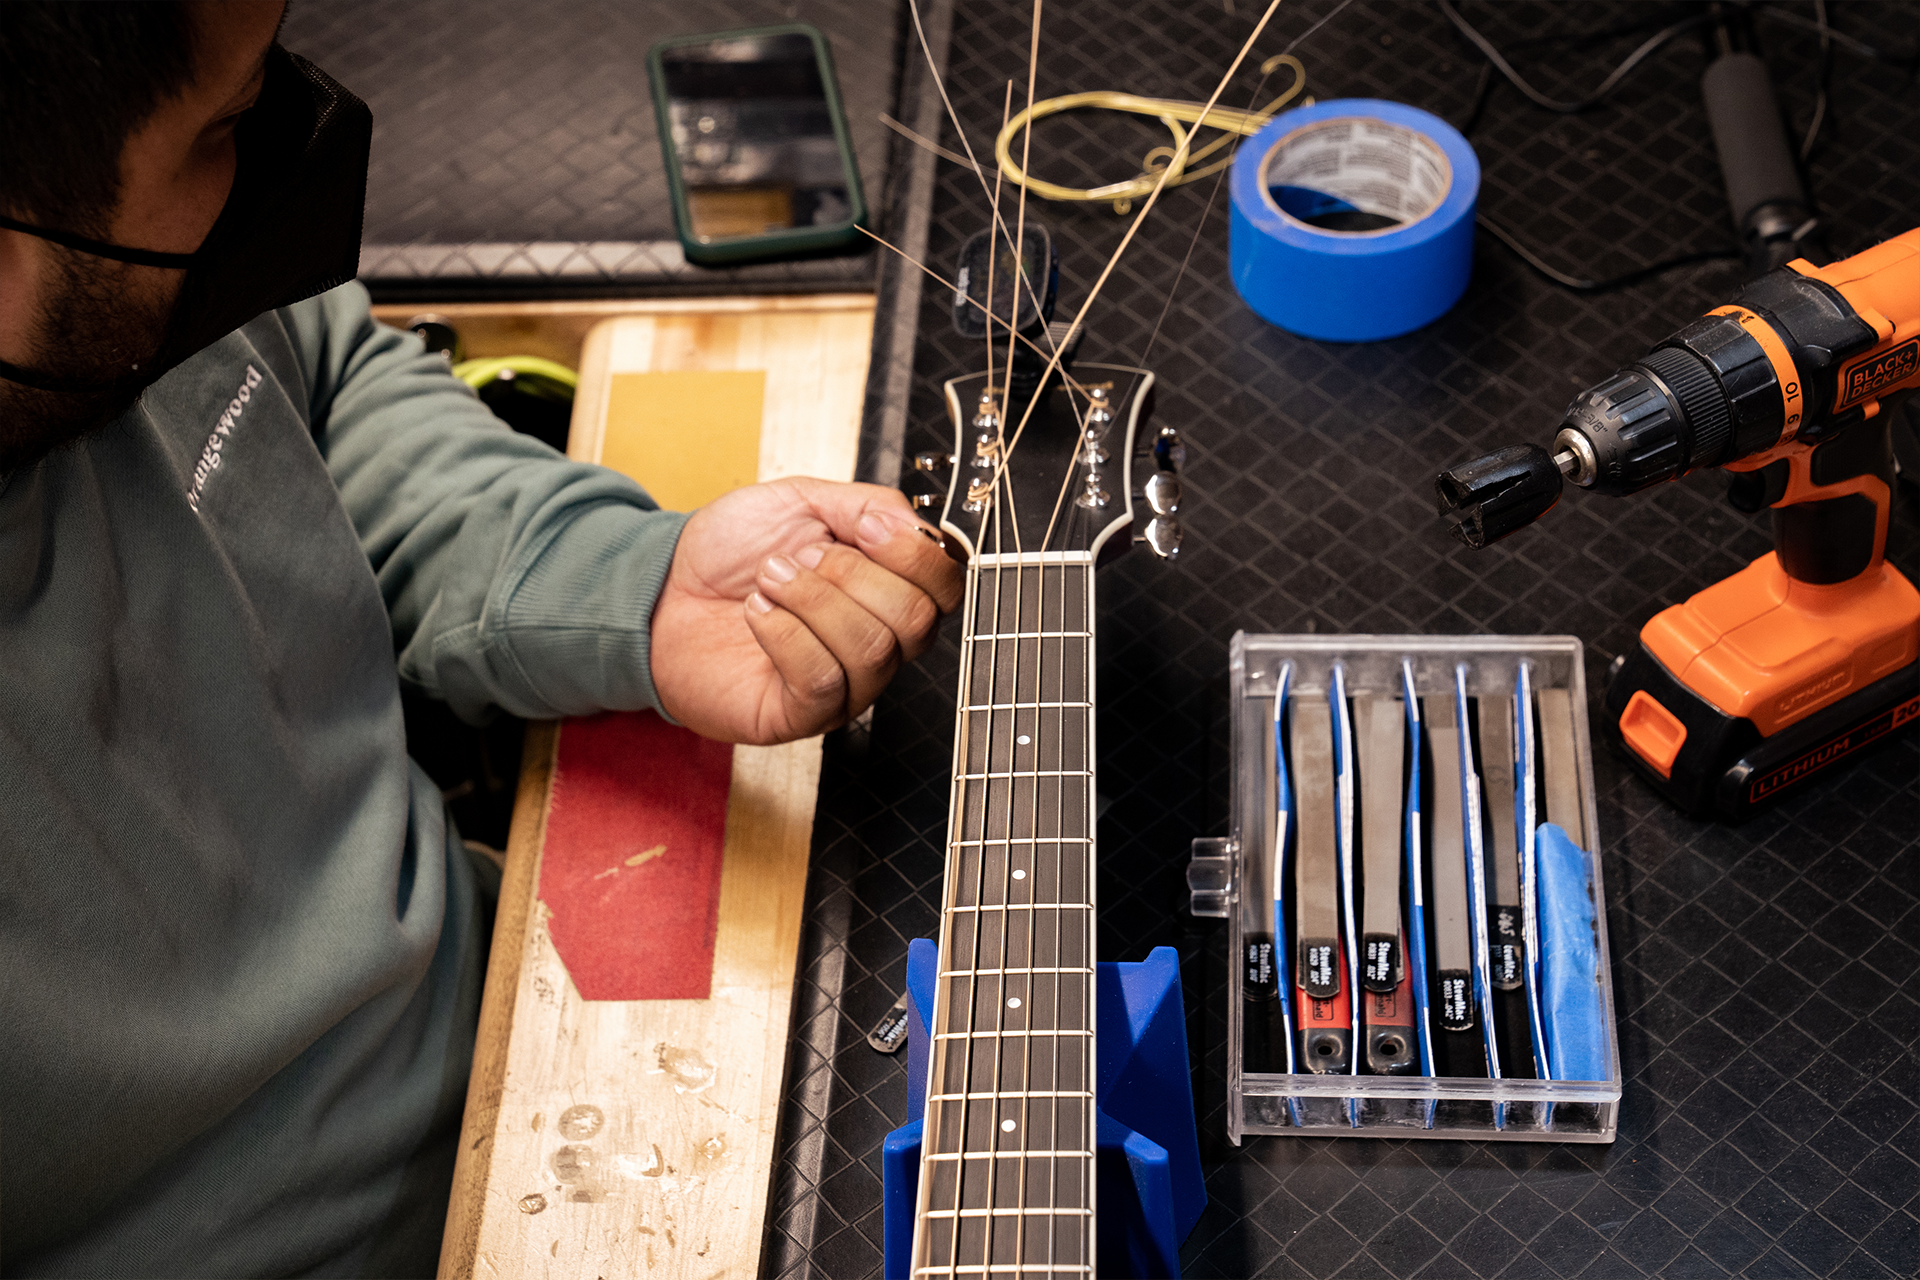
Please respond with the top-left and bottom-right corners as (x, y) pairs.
(1135, 516), (1182, 560)
(1143, 470), (1181, 517)
(1151, 426), (1186, 473)
(909, 493), (939, 511)
(913, 451), (954, 475)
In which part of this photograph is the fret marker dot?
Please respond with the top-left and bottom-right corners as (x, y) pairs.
(1007, 997), (1021, 1009)
(1001, 1119), (1016, 1132)
(1012, 869), (1026, 880)
(1017, 734), (1031, 745)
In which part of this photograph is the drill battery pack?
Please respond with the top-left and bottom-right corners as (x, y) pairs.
(1608, 645), (1919, 820)
(1604, 526), (1920, 821)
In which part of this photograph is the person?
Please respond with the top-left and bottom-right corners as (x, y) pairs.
(0, 2), (963, 1273)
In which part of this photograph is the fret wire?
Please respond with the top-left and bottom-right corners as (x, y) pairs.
(922, 1149), (1096, 1160)
(961, 700), (1091, 711)
(955, 770), (1092, 781)
(969, 630), (1090, 640)
(914, 1267), (1094, 1274)
(923, 1208), (1096, 1218)
(928, 1090), (1095, 1101)
(940, 903), (1092, 914)
(912, 1269), (1093, 1278)
(933, 1029), (1095, 1040)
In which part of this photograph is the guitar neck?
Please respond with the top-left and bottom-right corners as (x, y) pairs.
(912, 551), (1099, 1276)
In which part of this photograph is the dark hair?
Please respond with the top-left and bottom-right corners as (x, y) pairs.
(0, 2), (198, 234)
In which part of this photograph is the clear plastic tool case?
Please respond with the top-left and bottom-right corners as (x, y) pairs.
(1187, 634), (1622, 1143)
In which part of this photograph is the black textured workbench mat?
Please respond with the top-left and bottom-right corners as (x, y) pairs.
(280, 0), (904, 296)
(769, 2), (1919, 1277)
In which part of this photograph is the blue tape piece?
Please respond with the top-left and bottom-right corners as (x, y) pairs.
(1229, 99), (1479, 342)
(1538, 822), (1610, 1083)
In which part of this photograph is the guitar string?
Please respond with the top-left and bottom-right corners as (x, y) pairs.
(1135, 0), (1357, 369)
(917, 5), (1291, 1268)
(940, 443), (1008, 1273)
(971, 393), (1021, 1271)
(852, 224), (1110, 421)
(900, 0), (1108, 548)
(966, 0), (1288, 505)
(998, 1), (1044, 567)
(971, 477), (1014, 1271)
(949, 72), (1024, 1252)
(900, 0), (1089, 500)
(991, 7), (1043, 1264)
(1047, 554), (1069, 1268)
(904, 0), (1087, 410)
(952, 556), (996, 1273)
(929, 527), (976, 1277)
(979, 81), (1010, 476)
(1004, 568), (1043, 1268)
(895, 0), (1302, 567)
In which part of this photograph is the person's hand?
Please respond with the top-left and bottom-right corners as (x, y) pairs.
(650, 477), (967, 744)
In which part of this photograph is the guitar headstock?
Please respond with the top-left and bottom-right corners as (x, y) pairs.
(913, 225), (1185, 564)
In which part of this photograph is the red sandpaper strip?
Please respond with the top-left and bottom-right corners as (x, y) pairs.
(538, 710), (734, 1001)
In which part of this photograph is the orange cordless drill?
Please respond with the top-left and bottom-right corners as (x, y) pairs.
(1435, 227), (1920, 820)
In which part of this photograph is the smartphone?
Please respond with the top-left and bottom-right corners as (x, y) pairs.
(648, 24), (867, 267)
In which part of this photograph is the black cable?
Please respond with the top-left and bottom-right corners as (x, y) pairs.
(1456, 60), (1496, 138)
(1476, 216), (1741, 293)
(1437, 0), (1712, 114)
(1444, 1), (1747, 292)
(1800, 0), (1831, 164)
(1755, 2), (1919, 70)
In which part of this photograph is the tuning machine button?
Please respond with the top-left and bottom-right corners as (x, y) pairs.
(1151, 426), (1186, 473)
(913, 451), (954, 475)
(1143, 470), (1181, 516)
(1135, 516), (1182, 560)
(909, 493), (939, 511)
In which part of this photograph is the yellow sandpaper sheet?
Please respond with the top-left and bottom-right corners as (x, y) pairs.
(598, 369), (766, 510)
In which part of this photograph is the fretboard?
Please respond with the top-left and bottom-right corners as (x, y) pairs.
(912, 553), (1097, 1277)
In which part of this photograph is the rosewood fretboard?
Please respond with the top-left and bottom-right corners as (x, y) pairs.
(912, 552), (1098, 1277)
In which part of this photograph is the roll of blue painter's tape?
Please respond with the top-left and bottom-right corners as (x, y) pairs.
(1229, 99), (1479, 342)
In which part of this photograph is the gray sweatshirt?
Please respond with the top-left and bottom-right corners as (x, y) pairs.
(1, 282), (687, 1276)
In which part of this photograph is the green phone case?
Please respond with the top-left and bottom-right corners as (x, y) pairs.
(648, 23), (868, 268)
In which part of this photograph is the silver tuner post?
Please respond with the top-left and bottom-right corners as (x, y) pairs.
(1143, 470), (1181, 517)
(1151, 426), (1186, 474)
(971, 393), (1001, 470)
(913, 451), (954, 475)
(909, 493), (938, 511)
(1135, 515), (1182, 560)
(1082, 385), (1114, 465)
(1074, 469), (1111, 510)
(963, 477), (994, 515)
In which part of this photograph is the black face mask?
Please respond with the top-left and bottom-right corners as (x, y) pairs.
(0, 47), (371, 396)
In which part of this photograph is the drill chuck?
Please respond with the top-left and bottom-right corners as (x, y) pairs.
(1557, 344), (1731, 496)
(1435, 342), (1733, 547)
